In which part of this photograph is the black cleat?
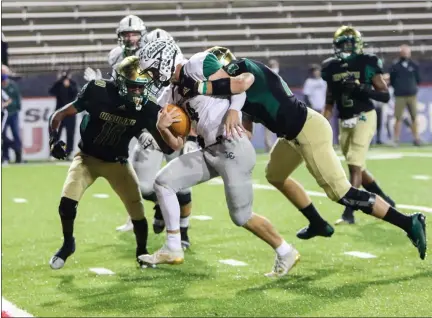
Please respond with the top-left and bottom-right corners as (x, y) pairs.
(406, 213), (427, 260)
(296, 222), (334, 240)
(152, 204), (165, 234)
(180, 227), (191, 250)
(49, 237), (76, 270)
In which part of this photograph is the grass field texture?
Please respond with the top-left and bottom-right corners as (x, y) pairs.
(2, 146), (432, 317)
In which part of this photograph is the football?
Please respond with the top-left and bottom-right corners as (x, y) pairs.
(165, 104), (191, 137)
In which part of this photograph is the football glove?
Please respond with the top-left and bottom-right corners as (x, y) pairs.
(84, 67), (102, 81)
(49, 133), (67, 160)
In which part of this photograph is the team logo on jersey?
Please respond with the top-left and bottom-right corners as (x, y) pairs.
(118, 104), (126, 110)
(226, 64), (239, 75)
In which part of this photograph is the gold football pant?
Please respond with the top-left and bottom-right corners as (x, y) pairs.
(266, 108), (351, 202)
(339, 109), (377, 170)
(61, 152), (145, 220)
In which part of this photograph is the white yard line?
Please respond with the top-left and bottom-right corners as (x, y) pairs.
(12, 198), (28, 203)
(89, 267), (115, 275)
(344, 251), (377, 259)
(219, 259), (248, 266)
(1, 297), (33, 317)
(191, 215), (213, 221)
(412, 175), (431, 181)
(92, 193), (109, 199)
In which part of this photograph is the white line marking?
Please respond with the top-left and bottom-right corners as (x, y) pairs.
(397, 204), (432, 213)
(412, 175), (431, 180)
(89, 267), (115, 275)
(344, 251), (377, 259)
(1, 297), (33, 317)
(191, 215), (213, 221)
(55, 162), (71, 166)
(219, 259), (248, 266)
(93, 193), (109, 199)
(12, 198), (28, 203)
(207, 181), (432, 213)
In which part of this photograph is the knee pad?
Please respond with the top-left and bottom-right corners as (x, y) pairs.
(176, 191), (191, 207)
(338, 187), (376, 214)
(141, 191), (157, 203)
(59, 197), (78, 220)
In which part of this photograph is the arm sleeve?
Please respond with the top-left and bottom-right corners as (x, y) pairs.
(229, 92), (246, 111)
(72, 81), (93, 112)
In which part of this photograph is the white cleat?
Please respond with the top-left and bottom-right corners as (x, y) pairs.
(116, 218), (134, 232)
(265, 247), (300, 278)
(49, 256), (65, 270)
(138, 245), (184, 265)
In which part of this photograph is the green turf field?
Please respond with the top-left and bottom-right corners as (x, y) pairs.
(2, 147), (432, 317)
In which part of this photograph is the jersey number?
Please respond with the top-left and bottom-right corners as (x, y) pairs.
(186, 102), (200, 122)
(341, 93), (354, 108)
(94, 122), (127, 147)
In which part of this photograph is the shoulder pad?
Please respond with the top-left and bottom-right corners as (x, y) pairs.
(321, 57), (338, 69)
(108, 46), (124, 67)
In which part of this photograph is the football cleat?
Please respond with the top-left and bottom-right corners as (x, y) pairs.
(116, 217), (134, 232)
(153, 204), (165, 234)
(138, 245), (184, 265)
(296, 222), (334, 240)
(265, 247), (300, 278)
(407, 213), (427, 260)
(49, 237), (76, 270)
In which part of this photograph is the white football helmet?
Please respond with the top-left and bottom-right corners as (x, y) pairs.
(139, 39), (184, 91)
(117, 15), (147, 54)
(143, 28), (173, 45)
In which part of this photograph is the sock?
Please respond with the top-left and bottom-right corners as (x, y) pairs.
(383, 207), (411, 232)
(275, 241), (293, 257)
(342, 206), (354, 218)
(299, 203), (326, 226)
(363, 181), (385, 197)
(180, 216), (190, 228)
(167, 232), (181, 250)
(154, 182), (180, 231)
(61, 220), (74, 241)
(132, 218), (149, 256)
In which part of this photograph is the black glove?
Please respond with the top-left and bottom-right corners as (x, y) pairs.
(49, 132), (67, 160)
(177, 66), (199, 98)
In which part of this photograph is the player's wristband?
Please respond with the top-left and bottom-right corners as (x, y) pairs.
(186, 135), (198, 142)
(208, 78), (232, 95)
(196, 81), (207, 95)
(359, 85), (390, 103)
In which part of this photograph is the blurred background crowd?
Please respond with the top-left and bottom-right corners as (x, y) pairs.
(1, 0), (431, 163)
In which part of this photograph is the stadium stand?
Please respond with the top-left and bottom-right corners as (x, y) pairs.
(2, 0), (432, 73)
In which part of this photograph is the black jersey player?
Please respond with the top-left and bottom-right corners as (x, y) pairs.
(48, 56), (174, 270)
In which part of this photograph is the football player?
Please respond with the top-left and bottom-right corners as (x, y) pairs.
(84, 16), (198, 249)
(48, 56), (174, 270)
(137, 39), (300, 277)
(177, 46), (427, 261)
(321, 26), (396, 225)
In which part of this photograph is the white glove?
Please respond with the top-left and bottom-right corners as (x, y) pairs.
(84, 67), (102, 81)
(182, 139), (200, 154)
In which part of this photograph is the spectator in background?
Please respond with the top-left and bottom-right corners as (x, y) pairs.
(264, 59), (279, 152)
(1, 33), (8, 66)
(2, 88), (11, 133)
(390, 44), (421, 146)
(49, 69), (78, 159)
(302, 64), (327, 113)
(1, 65), (22, 163)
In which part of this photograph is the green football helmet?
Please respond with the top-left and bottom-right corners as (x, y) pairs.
(115, 56), (151, 110)
(205, 46), (236, 66)
(333, 25), (364, 60)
